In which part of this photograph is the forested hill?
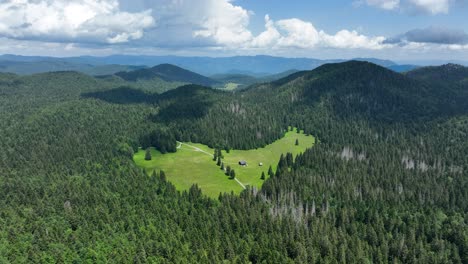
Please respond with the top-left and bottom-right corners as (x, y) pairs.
(250, 61), (468, 121)
(406, 63), (468, 84)
(115, 63), (219, 87)
(1, 60), (467, 262)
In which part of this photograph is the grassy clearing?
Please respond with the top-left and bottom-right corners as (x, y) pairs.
(134, 129), (314, 198)
(221, 82), (240, 91)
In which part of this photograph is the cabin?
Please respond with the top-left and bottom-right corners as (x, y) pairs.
(239, 160), (247, 166)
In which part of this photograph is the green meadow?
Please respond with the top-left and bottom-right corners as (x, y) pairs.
(134, 129), (315, 198)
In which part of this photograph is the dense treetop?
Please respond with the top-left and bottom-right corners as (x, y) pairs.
(0, 61), (466, 263)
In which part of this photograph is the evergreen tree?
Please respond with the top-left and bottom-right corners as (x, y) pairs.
(220, 163), (224, 171)
(278, 154), (287, 171)
(159, 170), (166, 182)
(286, 152), (293, 167)
(261, 171), (265, 180)
(229, 169), (236, 179)
(268, 165), (274, 177)
(145, 148), (152, 161)
(213, 149), (217, 161)
(217, 156), (221, 166)
(295, 139), (299, 145)
(225, 165), (231, 176)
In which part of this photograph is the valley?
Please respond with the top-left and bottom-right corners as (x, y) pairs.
(2, 1), (468, 262)
(1, 59), (466, 263)
(134, 129), (315, 197)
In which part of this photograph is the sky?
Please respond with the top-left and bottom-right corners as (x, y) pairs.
(0, 0), (467, 62)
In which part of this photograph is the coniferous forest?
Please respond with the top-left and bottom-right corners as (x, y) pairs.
(0, 61), (467, 263)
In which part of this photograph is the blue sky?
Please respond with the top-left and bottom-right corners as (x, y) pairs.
(239, 1), (468, 35)
(0, 0), (467, 62)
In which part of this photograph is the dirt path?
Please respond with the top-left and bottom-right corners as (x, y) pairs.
(178, 142), (212, 156)
(177, 141), (247, 190)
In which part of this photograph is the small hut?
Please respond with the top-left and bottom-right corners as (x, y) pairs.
(239, 160), (247, 166)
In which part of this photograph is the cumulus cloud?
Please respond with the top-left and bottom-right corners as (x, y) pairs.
(0, 0), (154, 44)
(121, 0), (387, 51)
(360, 0), (455, 14)
(251, 15), (281, 48)
(191, 0), (253, 46)
(119, 0), (254, 48)
(0, 0), (390, 53)
(251, 15), (388, 50)
(385, 27), (468, 45)
(407, 0), (451, 14)
(360, 0), (401, 10)
(275, 18), (321, 48)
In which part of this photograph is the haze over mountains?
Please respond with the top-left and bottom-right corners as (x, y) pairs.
(0, 54), (442, 76)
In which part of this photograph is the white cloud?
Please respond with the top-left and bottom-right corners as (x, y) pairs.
(251, 15), (388, 50)
(408, 0), (451, 14)
(251, 15), (281, 48)
(275, 18), (321, 48)
(360, 0), (455, 14)
(120, 0), (387, 51)
(320, 30), (388, 49)
(363, 0), (401, 10)
(0, 0), (154, 44)
(192, 0), (253, 46)
(0, 0), (393, 54)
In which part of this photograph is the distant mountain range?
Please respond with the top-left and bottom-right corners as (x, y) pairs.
(0, 54), (431, 76)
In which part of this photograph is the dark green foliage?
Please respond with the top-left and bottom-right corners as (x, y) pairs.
(159, 170), (167, 182)
(229, 169), (236, 179)
(145, 148), (152, 160)
(261, 171), (265, 180)
(82, 87), (157, 104)
(295, 138), (299, 145)
(116, 63), (219, 87)
(0, 61), (467, 263)
(140, 127), (177, 154)
(268, 165), (274, 178)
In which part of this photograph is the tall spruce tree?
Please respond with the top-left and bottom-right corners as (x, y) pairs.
(145, 148), (152, 161)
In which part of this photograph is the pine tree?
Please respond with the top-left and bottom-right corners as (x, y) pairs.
(213, 149), (217, 161)
(220, 163), (225, 171)
(295, 139), (299, 145)
(268, 165), (274, 177)
(159, 170), (166, 182)
(225, 165), (231, 176)
(286, 152), (293, 167)
(217, 156), (221, 166)
(229, 169), (236, 179)
(145, 148), (152, 161)
(261, 171), (265, 180)
(278, 154), (287, 171)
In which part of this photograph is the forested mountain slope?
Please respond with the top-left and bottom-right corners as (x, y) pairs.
(0, 61), (466, 263)
(406, 63), (468, 83)
(115, 63), (219, 87)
